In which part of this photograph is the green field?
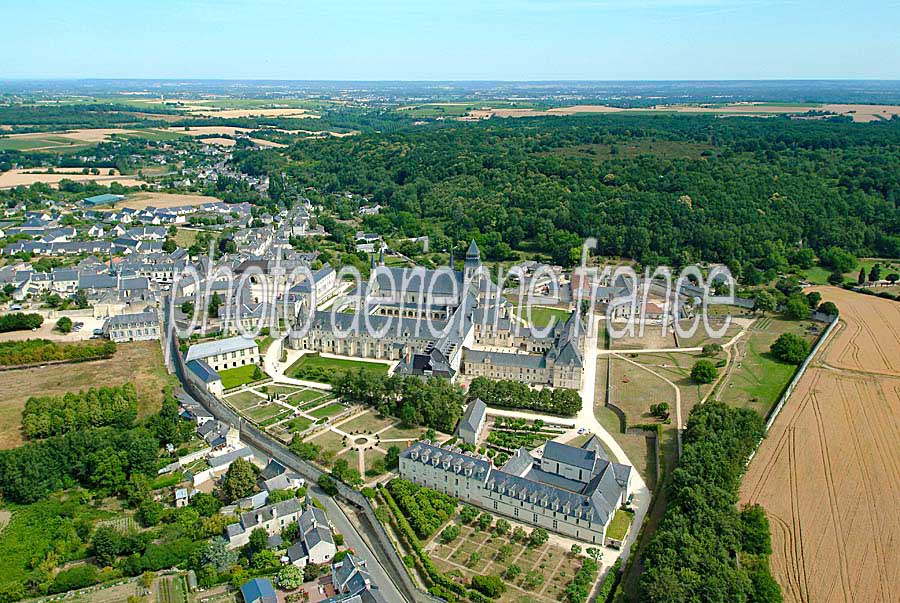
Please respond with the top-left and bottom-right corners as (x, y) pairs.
(0, 135), (89, 152)
(218, 364), (266, 389)
(309, 402), (346, 419)
(717, 317), (818, 416)
(287, 354), (387, 384)
(245, 403), (285, 423)
(515, 305), (572, 328)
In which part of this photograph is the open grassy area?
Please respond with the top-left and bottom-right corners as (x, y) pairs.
(285, 388), (327, 406)
(224, 390), (264, 410)
(514, 305), (572, 328)
(0, 340), (174, 450)
(336, 410), (395, 434)
(218, 364), (265, 389)
(244, 403), (286, 423)
(287, 353), (388, 384)
(717, 316), (820, 416)
(607, 508), (635, 541)
(309, 402), (346, 419)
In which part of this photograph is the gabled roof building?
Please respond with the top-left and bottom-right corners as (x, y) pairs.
(400, 435), (632, 545)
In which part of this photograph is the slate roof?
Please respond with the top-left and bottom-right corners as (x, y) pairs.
(208, 446), (251, 469)
(185, 335), (258, 362)
(458, 398), (487, 434)
(187, 359), (221, 383)
(543, 440), (598, 471)
(240, 579), (277, 603)
(238, 498), (302, 530)
(106, 310), (158, 328)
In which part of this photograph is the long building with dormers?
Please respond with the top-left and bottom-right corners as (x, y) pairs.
(399, 436), (632, 545)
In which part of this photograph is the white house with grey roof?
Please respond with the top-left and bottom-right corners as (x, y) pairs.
(285, 500), (337, 568)
(226, 497), (304, 549)
(103, 310), (160, 342)
(185, 336), (259, 373)
(400, 435), (631, 545)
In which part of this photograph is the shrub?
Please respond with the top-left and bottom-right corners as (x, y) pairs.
(471, 575), (506, 598)
(0, 313), (43, 333)
(56, 316), (73, 333)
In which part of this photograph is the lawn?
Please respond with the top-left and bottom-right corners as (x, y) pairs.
(336, 410), (395, 434)
(717, 316), (819, 416)
(285, 388), (327, 406)
(287, 353), (388, 384)
(0, 340), (175, 450)
(225, 390), (264, 410)
(281, 416), (312, 434)
(218, 364), (266, 389)
(606, 508), (635, 541)
(244, 403), (286, 423)
(173, 228), (200, 249)
(309, 402), (347, 419)
(515, 305), (572, 328)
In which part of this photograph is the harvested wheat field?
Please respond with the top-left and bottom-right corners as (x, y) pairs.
(116, 191), (221, 209)
(0, 168), (144, 189)
(740, 287), (900, 603)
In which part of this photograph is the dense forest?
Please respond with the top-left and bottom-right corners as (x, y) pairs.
(262, 113), (900, 271)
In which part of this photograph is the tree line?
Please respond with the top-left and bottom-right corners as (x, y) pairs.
(0, 338), (116, 367)
(467, 377), (582, 416)
(639, 402), (781, 603)
(269, 113), (900, 273)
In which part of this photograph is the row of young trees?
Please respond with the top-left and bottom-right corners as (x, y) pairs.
(467, 377), (582, 416)
(0, 338), (116, 367)
(21, 383), (138, 439)
(335, 369), (464, 432)
(639, 402), (781, 603)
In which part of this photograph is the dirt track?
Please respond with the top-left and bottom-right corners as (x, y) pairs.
(740, 287), (900, 603)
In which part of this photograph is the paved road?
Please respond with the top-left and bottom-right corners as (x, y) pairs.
(162, 303), (409, 603)
(578, 316), (651, 567)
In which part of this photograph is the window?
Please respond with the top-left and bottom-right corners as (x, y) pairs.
(553, 520), (558, 530)
(533, 513), (538, 523)
(514, 508), (519, 517)
(493, 501), (498, 510)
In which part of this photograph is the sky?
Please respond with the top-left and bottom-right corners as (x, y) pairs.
(1, 0), (899, 80)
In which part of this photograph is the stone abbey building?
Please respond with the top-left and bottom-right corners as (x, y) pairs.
(288, 241), (586, 388)
(399, 436), (632, 545)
